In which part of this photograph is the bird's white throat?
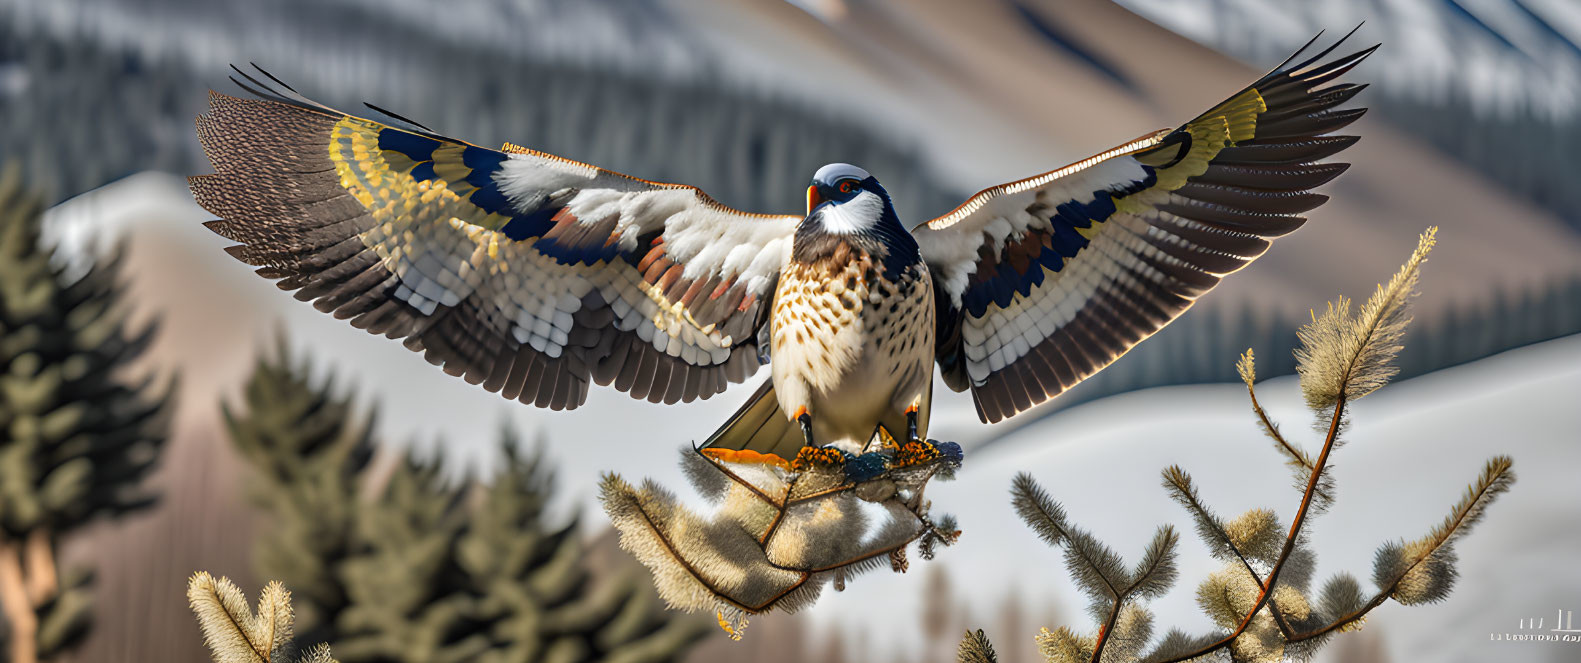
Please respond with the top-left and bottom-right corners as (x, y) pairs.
(818, 190), (885, 234)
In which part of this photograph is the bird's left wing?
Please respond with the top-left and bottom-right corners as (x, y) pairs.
(916, 33), (1375, 423)
(191, 70), (798, 410)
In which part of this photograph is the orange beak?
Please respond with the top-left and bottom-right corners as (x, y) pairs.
(805, 185), (825, 216)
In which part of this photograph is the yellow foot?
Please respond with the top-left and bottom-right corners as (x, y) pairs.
(715, 610), (748, 641)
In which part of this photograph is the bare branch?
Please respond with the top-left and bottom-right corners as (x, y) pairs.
(1240, 350), (1333, 508)
(1286, 455), (1519, 643)
(603, 439), (963, 639)
(1161, 469), (1300, 637)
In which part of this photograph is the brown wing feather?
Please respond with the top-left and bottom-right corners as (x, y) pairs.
(193, 75), (795, 410)
(919, 32), (1375, 423)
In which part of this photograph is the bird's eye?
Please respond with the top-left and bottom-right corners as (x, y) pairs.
(838, 180), (855, 193)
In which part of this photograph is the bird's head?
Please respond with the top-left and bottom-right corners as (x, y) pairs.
(804, 163), (894, 234)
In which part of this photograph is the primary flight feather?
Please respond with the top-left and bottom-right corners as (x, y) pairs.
(191, 31), (1375, 458)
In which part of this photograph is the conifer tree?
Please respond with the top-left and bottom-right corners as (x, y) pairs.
(333, 451), (470, 663)
(333, 439), (707, 663)
(222, 339), (374, 647)
(454, 433), (706, 663)
(0, 166), (173, 662)
(223, 347), (704, 662)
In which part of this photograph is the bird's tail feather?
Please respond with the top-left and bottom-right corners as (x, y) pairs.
(701, 380), (806, 462)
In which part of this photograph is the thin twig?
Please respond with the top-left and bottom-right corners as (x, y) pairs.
(698, 450), (868, 547)
(1290, 595), (1385, 642)
(751, 573), (814, 612)
(809, 532), (926, 574)
(1288, 456), (1507, 642)
(665, 458), (953, 614)
(696, 449), (783, 508)
(1239, 567), (1298, 639)
(756, 476), (800, 547)
(1090, 600), (1123, 662)
(628, 496), (806, 614)
(785, 485), (857, 506)
(1088, 535), (1192, 662)
(1080, 537), (1126, 662)
(758, 495), (791, 547)
(1155, 392), (1348, 663)
(1165, 470), (1297, 639)
(765, 499), (941, 574)
(1246, 381), (1330, 506)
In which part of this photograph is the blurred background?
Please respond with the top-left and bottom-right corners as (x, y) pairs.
(1, 0), (1579, 661)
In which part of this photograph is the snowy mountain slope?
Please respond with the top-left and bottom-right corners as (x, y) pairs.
(1114, 0), (1581, 118)
(807, 333), (1581, 663)
(0, 0), (702, 79)
(42, 173), (1580, 662)
(1102, 0), (1581, 234)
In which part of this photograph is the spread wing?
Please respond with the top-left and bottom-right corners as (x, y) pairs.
(191, 69), (797, 410)
(916, 31), (1375, 423)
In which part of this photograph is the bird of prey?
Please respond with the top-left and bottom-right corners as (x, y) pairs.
(191, 32), (1373, 462)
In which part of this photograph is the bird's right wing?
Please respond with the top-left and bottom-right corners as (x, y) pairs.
(191, 70), (799, 410)
(916, 31), (1375, 423)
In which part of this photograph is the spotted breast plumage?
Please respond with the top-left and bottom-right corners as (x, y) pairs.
(190, 32), (1374, 461)
(762, 164), (935, 456)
